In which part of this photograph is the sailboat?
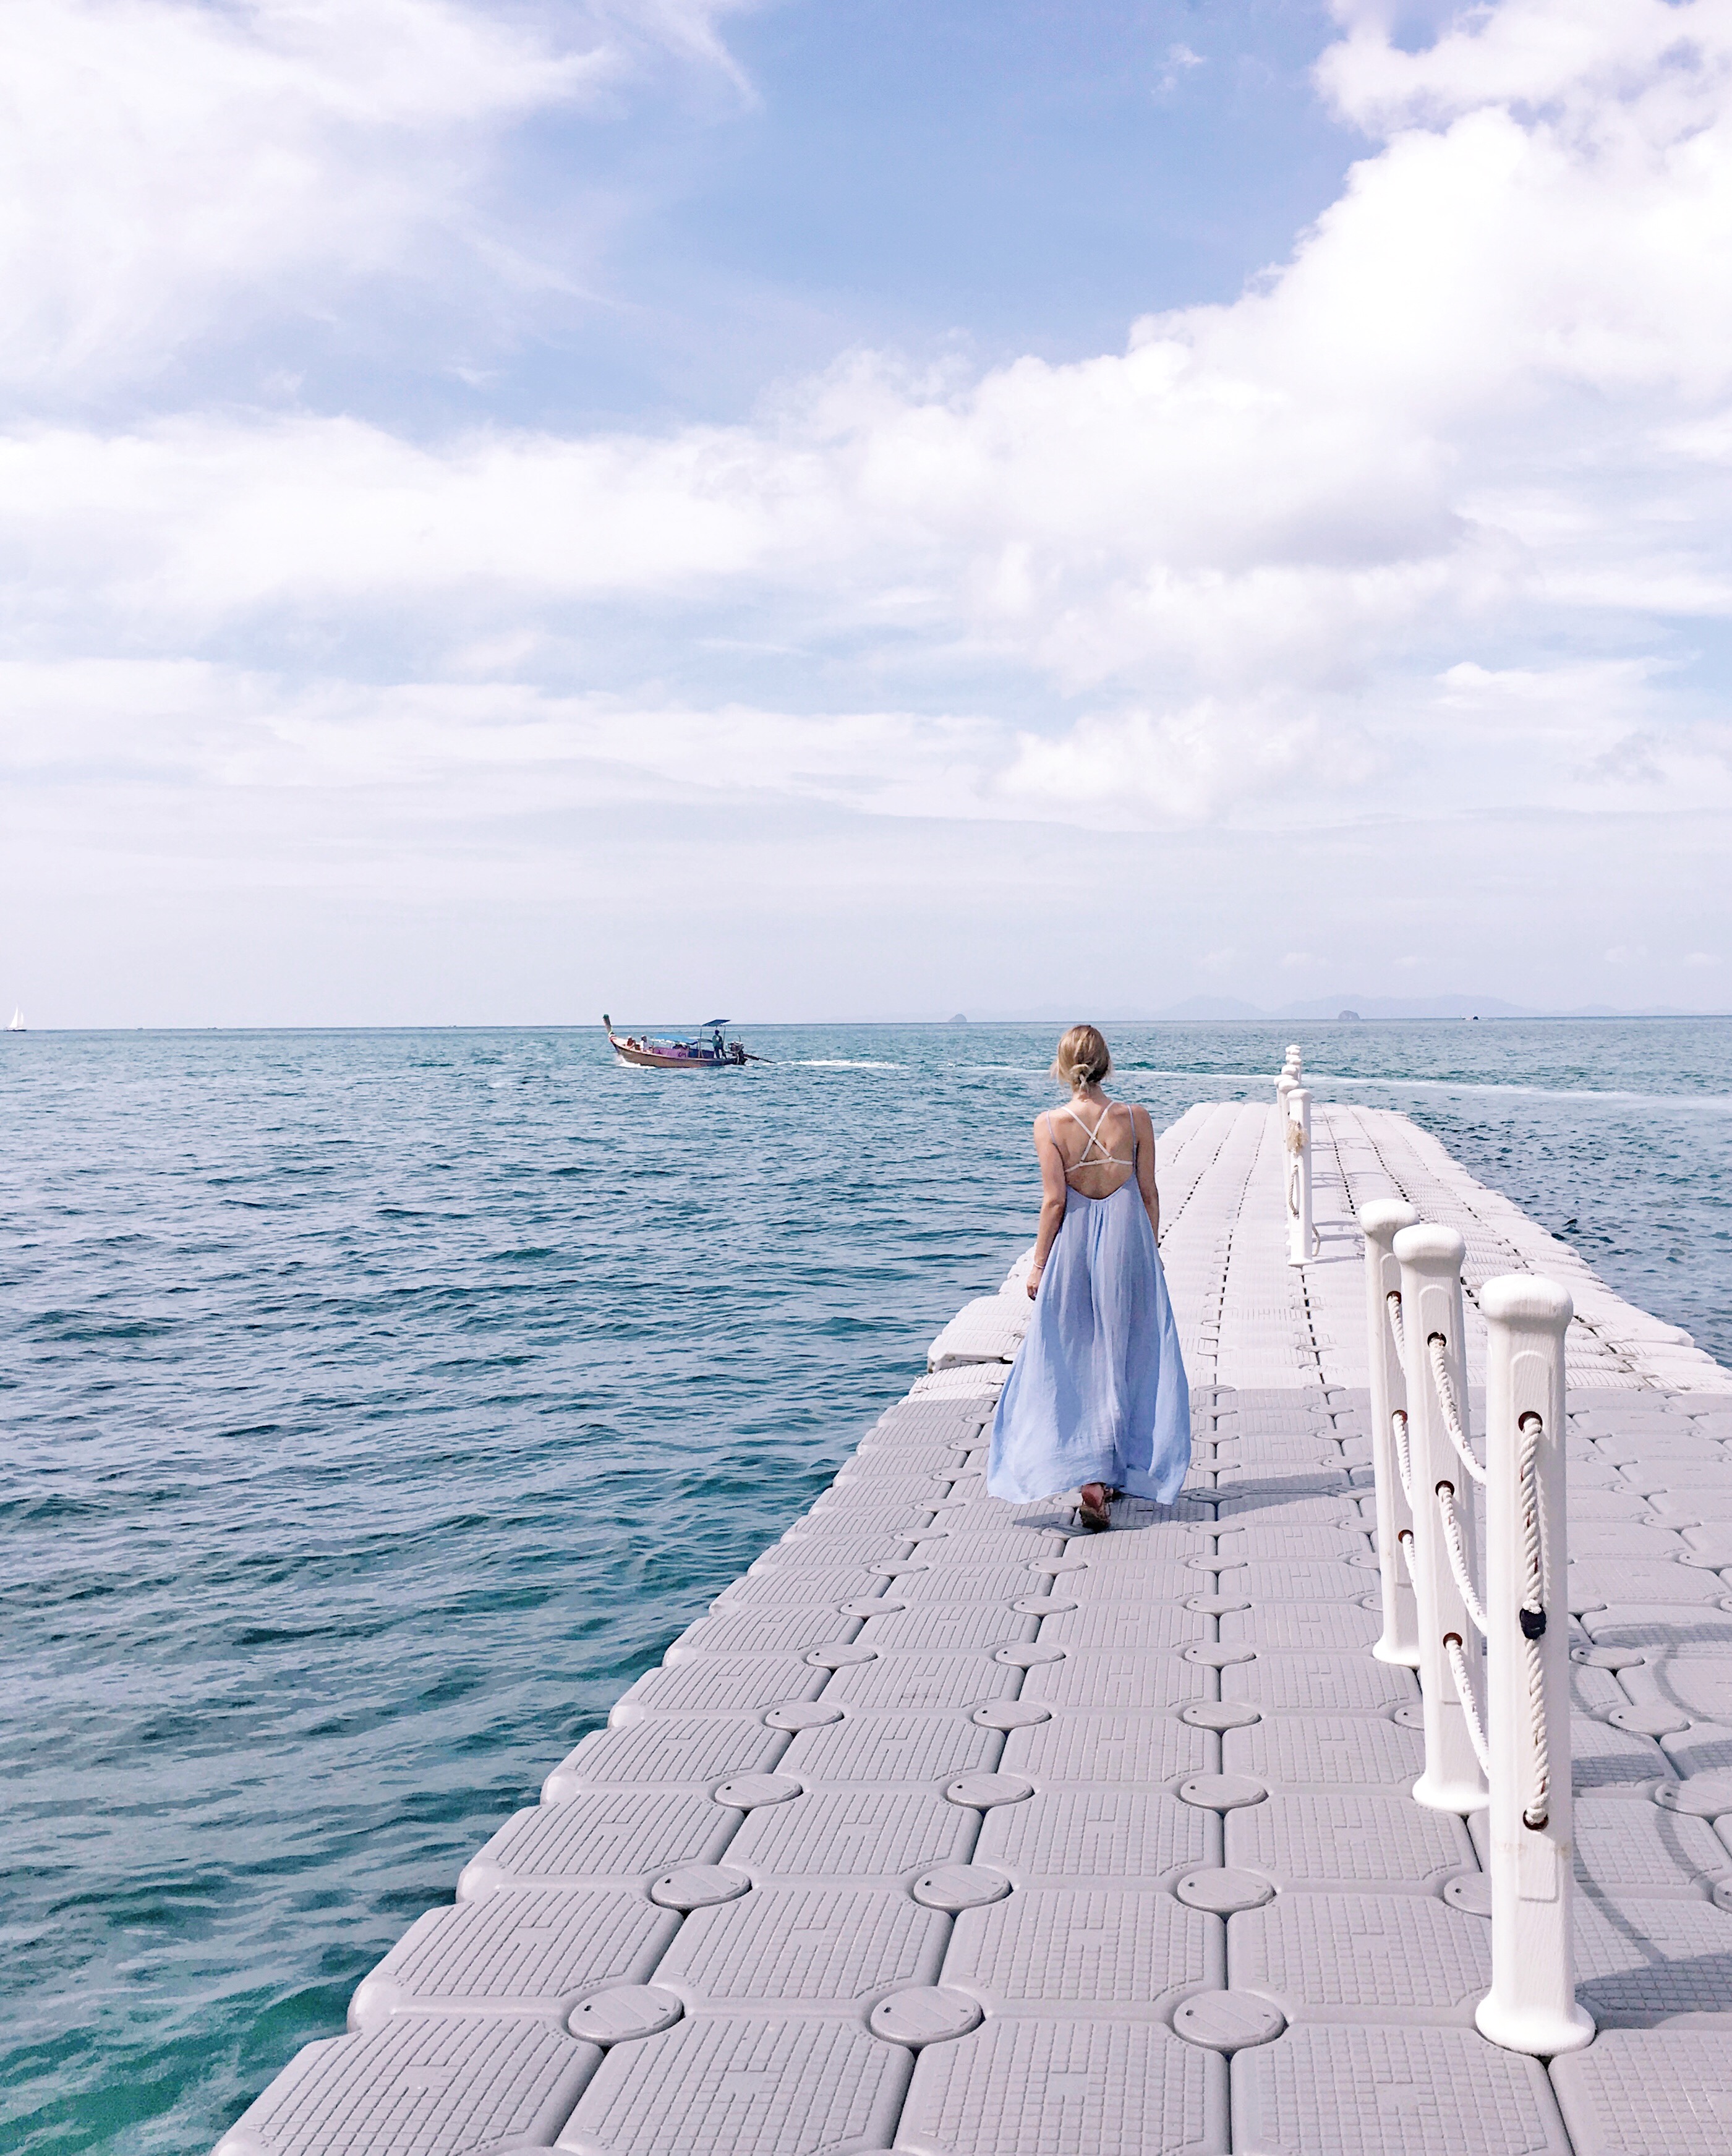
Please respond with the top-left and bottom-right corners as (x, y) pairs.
(6, 1007), (22, 1032)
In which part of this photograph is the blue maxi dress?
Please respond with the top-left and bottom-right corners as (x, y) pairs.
(988, 1109), (1191, 1505)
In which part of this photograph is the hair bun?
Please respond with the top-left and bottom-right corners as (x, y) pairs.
(1049, 1023), (1112, 1091)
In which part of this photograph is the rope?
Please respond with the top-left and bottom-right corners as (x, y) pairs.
(1435, 1479), (1487, 1634)
(1385, 1289), (1404, 1357)
(1445, 1632), (1491, 1774)
(1390, 1408), (1414, 1504)
(1426, 1332), (1487, 1484)
(1517, 1410), (1551, 1831)
(1397, 1527), (1414, 1582)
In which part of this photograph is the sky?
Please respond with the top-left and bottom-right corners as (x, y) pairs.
(4, 0), (1732, 1026)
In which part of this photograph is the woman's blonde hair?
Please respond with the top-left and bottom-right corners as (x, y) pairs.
(1051, 1023), (1112, 1092)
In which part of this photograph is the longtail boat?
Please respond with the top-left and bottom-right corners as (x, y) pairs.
(602, 1015), (764, 1070)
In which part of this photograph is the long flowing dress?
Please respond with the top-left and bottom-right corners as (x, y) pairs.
(988, 1108), (1191, 1505)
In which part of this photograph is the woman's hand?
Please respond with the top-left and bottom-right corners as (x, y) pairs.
(1026, 1266), (1042, 1301)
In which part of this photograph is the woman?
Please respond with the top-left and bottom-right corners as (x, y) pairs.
(988, 1025), (1190, 1530)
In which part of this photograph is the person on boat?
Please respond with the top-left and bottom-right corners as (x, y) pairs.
(988, 1025), (1190, 1531)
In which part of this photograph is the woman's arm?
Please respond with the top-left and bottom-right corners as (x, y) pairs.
(1133, 1104), (1161, 1241)
(1026, 1114), (1069, 1298)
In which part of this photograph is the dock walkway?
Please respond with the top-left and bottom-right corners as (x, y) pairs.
(218, 1102), (1732, 2156)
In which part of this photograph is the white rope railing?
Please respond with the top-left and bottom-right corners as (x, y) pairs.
(1284, 1083), (1318, 1263)
(1389, 1222), (1488, 1817)
(1425, 1331), (1487, 1483)
(1361, 1205), (1420, 1672)
(1435, 1479), (1487, 1634)
(1390, 1406), (1414, 1503)
(1444, 1632), (1491, 1773)
(1469, 1272), (1588, 2054)
(1376, 1237), (1587, 2055)
(1517, 1410), (1551, 1831)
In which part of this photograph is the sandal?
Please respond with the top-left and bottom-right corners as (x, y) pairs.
(1078, 1482), (1112, 1532)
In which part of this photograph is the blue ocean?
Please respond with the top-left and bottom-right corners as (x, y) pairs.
(7, 1018), (1732, 2154)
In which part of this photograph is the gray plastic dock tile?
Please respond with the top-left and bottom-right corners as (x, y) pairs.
(1551, 2027), (1732, 2155)
(1227, 1794), (1475, 1890)
(895, 1562), (1048, 1603)
(1044, 1559), (1209, 1598)
(779, 1710), (1000, 1786)
(654, 1882), (949, 2005)
(746, 1534), (917, 1576)
(1216, 1495), (1367, 1523)
(557, 2013), (911, 2156)
(975, 1786), (1218, 1884)
(1224, 1714), (1423, 1789)
(610, 1659), (825, 1720)
(1036, 1602), (1212, 1649)
(1002, 1711), (1211, 1787)
(897, 2014), (1227, 2156)
(871, 1400), (990, 1444)
(349, 1888), (677, 2030)
(545, 1721), (787, 1797)
(714, 1567), (888, 1610)
(1626, 1660), (1732, 1720)
(1573, 1797), (1732, 1896)
(1211, 1526), (1368, 1563)
(1229, 1891), (1491, 2023)
(1569, 1523), (1692, 1560)
(215, 2016), (602, 2156)
(1212, 1561), (1370, 1602)
(1571, 1718), (1670, 1796)
(942, 1885), (1221, 2013)
(853, 1601), (1035, 1650)
(1582, 1606), (1732, 1651)
(1661, 1721), (1732, 1779)
(821, 1651), (1021, 1711)
(460, 1795), (736, 1896)
(848, 1437), (973, 1474)
(665, 1609), (861, 1660)
(1218, 1604), (1382, 1650)
(1018, 1647), (1212, 1710)
(1232, 2023), (1569, 2156)
(724, 1786), (976, 1878)
(1220, 1653), (1417, 1713)
(1573, 1893), (1732, 2023)
(1069, 1526), (1214, 1563)
(1569, 1559), (1725, 1606)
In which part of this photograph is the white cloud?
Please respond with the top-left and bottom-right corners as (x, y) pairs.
(7, 0), (1732, 875)
(0, 0), (753, 392)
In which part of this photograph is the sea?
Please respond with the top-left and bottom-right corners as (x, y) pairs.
(6, 1017), (1732, 2154)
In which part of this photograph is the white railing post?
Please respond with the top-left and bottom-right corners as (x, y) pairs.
(1360, 1200), (1421, 1667)
(1284, 1043), (1302, 1076)
(1475, 1277), (1593, 2056)
(1393, 1223), (1490, 1814)
(1285, 1085), (1316, 1266)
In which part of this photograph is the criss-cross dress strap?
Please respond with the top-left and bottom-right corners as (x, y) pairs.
(1056, 1100), (1135, 1175)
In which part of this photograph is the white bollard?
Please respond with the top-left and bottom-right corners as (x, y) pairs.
(1285, 1043), (1302, 1075)
(1393, 1223), (1490, 1814)
(1475, 1276), (1593, 2056)
(1360, 1200), (1421, 1667)
(1286, 1085), (1316, 1266)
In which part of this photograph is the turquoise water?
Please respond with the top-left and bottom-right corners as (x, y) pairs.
(6, 1018), (1732, 2154)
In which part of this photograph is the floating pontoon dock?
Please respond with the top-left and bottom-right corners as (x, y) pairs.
(216, 1101), (1732, 2156)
